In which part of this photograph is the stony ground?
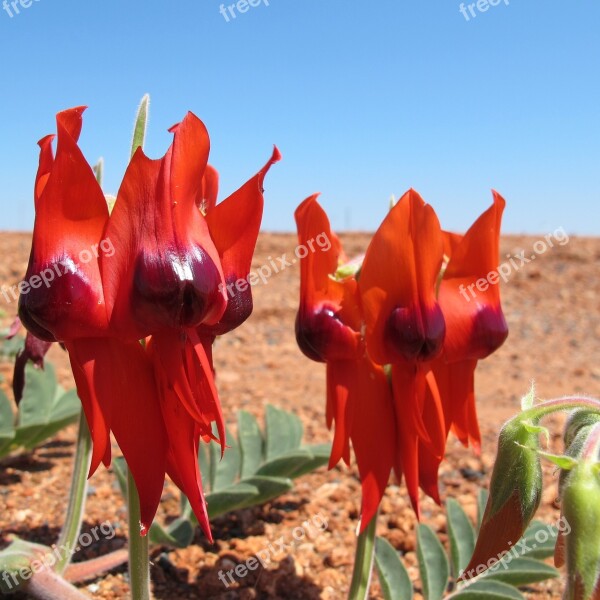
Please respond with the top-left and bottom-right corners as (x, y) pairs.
(0, 231), (598, 599)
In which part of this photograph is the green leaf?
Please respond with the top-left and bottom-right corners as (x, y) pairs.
(482, 556), (559, 586)
(0, 389), (15, 456)
(416, 524), (449, 600)
(452, 580), (524, 599)
(198, 441), (211, 492)
(265, 405), (303, 460)
(131, 94), (149, 157)
(0, 538), (52, 592)
(13, 365), (80, 449)
(112, 457), (128, 498)
(477, 488), (489, 531)
(447, 498), (476, 577)
(211, 426), (241, 491)
(520, 521), (558, 559)
(93, 157), (104, 186)
(149, 518), (195, 548)
(374, 536), (413, 600)
(520, 383), (536, 411)
(238, 410), (263, 478)
(238, 476), (293, 508)
(205, 483), (261, 519)
(256, 448), (324, 479)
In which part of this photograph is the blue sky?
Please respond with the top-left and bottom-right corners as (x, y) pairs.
(1, 0), (598, 234)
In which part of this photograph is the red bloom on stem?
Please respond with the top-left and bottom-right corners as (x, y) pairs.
(358, 190), (447, 515)
(18, 106), (279, 538)
(295, 188), (509, 523)
(294, 195), (396, 529)
(426, 193), (509, 497)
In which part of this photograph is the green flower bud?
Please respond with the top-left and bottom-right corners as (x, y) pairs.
(461, 416), (542, 580)
(561, 459), (600, 599)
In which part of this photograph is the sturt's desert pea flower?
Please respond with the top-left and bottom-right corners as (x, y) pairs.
(294, 195), (396, 529)
(18, 106), (279, 538)
(295, 189), (509, 525)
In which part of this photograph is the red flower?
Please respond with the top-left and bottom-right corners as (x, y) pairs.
(295, 189), (508, 522)
(358, 190), (447, 515)
(295, 195), (396, 529)
(18, 107), (279, 537)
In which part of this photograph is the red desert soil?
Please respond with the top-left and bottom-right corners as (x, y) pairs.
(0, 231), (599, 599)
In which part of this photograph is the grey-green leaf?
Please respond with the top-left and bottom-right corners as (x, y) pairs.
(149, 518), (194, 549)
(13, 365), (80, 449)
(212, 426), (241, 491)
(265, 405), (303, 460)
(238, 476), (293, 508)
(452, 580), (524, 599)
(374, 536), (413, 600)
(205, 484), (261, 519)
(238, 410), (263, 478)
(131, 94), (149, 157)
(447, 498), (476, 577)
(0, 389), (15, 455)
(520, 521), (559, 559)
(416, 524), (449, 600)
(481, 557), (559, 586)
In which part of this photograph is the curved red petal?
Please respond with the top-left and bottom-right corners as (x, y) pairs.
(200, 147), (280, 336)
(74, 337), (168, 532)
(19, 109), (108, 343)
(103, 113), (226, 339)
(161, 389), (212, 541)
(294, 195), (361, 362)
(359, 190), (445, 365)
(439, 192), (508, 362)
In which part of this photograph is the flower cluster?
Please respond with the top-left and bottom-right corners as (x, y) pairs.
(18, 107), (280, 538)
(294, 190), (508, 528)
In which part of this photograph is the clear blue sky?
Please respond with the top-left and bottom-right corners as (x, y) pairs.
(1, 0), (599, 234)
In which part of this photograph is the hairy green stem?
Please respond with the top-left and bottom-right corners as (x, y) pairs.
(127, 468), (151, 600)
(348, 511), (378, 600)
(55, 412), (92, 574)
(519, 396), (600, 423)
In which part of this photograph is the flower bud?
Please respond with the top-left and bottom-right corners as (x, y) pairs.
(561, 459), (600, 600)
(461, 416), (542, 580)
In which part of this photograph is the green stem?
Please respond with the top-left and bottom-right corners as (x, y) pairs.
(519, 396), (600, 423)
(348, 511), (378, 600)
(127, 468), (151, 600)
(55, 412), (92, 574)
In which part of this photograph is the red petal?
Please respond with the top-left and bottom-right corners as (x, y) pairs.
(439, 192), (508, 362)
(359, 190), (445, 365)
(294, 195), (361, 362)
(199, 164), (219, 213)
(161, 388), (212, 541)
(68, 338), (168, 531)
(19, 108), (109, 343)
(103, 113), (226, 339)
(391, 363), (445, 517)
(201, 147), (280, 336)
(349, 358), (395, 530)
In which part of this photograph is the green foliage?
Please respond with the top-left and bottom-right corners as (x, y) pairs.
(375, 488), (559, 600)
(114, 405), (330, 548)
(0, 363), (80, 459)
